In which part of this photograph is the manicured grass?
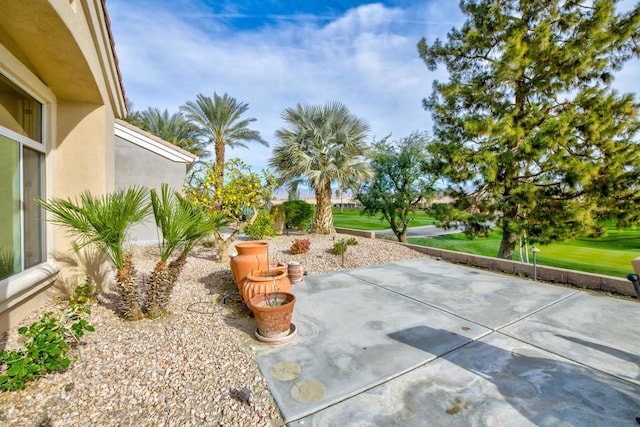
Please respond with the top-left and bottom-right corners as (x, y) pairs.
(409, 227), (640, 278)
(332, 209), (436, 230)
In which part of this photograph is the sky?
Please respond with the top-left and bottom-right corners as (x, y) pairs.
(107, 0), (639, 173)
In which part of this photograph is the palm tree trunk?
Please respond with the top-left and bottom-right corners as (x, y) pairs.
(145, 253), (188, 319)
(144, 261), (170, 319)
(214, 138), (225, 210)
(116, 255), (143, 321)
(312, 179), (335, 234)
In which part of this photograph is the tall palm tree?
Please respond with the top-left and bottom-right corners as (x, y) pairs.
(269, 102), (373, 233)
(127, 107), (209, 158)
(38, 188), (150, 320)
(180, 93), (268, 199)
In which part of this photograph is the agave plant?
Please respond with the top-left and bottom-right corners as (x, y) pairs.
(38, 187), (149, 320)
(145, 184), (228, 318)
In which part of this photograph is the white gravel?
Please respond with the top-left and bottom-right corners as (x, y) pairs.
(0, 233), (428, 426)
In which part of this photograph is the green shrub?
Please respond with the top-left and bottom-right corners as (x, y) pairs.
(332, 241), (348, 255)
(0, 305), (94, 391)
(70, 277), (96, 305)
(291, 238), (311, 254)
(346, 237), (358, 246)
(245, 210), (278, 239)
(282, 200), (314, 230)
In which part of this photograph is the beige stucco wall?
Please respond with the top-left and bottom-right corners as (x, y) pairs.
(0, 0), (126, 332)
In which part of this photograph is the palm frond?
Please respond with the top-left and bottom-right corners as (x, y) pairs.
(38, 187), (150, 269)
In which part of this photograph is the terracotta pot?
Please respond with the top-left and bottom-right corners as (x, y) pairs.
(287, 262), (304, 284)
(230, 241), (268, 289)
(241, 269), (291, 304)
(248, 292), (296, 338)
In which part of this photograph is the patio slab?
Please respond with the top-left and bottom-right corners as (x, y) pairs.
(297, 332), (640, 426)
(500, 291), (640, 385)
(254, 259), (640, 425)
(256, 270), (491, 422)
(346, 258), (577, 329)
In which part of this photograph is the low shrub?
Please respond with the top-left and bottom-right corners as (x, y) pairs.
(245, 211), (278, 239)
(282, 200), (314, 230)
(346, 237), (358, 246)
(332, 241), (348, 255)
(0, 304), (94, 391)
(291, 238), (311, 255)
(70, 277), (96, 305)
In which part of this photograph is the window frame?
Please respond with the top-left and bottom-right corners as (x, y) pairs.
(0, 73), (47, 282)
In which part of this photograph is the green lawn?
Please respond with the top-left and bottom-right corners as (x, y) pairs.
(332, 209), (436, 230)
(332, 210), (639, 277)
(409, 228), (640, 278)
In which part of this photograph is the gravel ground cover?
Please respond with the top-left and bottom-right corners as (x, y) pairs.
(0, 233), (428, 426)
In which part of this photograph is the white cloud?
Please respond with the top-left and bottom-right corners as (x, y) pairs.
(109, 1), (639, 172)
(109, 1), (455, 170)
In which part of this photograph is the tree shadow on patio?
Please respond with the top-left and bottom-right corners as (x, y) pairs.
(386, 326), (639, 425)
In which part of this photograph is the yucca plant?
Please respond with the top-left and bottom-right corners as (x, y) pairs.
(38, 187), (150, 320)
(145, 184), (228, 318)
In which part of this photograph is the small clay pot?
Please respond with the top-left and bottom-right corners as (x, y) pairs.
(287, 262), (304, 284)
(248, 292), (296, 338)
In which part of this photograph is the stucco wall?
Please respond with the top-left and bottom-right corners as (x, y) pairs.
(115, 135), (190, 244)
(0, 0), (125, 332)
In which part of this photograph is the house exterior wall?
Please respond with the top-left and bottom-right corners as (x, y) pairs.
(115, 135), (191, 244)
(0, 0), (125, 332)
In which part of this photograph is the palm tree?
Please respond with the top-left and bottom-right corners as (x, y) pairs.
(269, 102), (372, 233)
(180, 92), (268, 200)
(127, 107), (209, 158)
(38, 188), (150, 320)
(145, 184), (227, 318)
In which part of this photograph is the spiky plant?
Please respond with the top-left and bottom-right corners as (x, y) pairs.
(38, 187), (149, 320)
(145, 184), (227, 318)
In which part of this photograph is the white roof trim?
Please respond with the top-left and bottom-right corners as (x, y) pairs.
(115, 122), (196, 163)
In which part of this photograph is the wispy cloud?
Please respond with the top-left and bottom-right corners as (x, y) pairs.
(109, 0), (463, 170)
(109, 0), (638, 171)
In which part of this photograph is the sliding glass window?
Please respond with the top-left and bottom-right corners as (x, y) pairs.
(0, 73), (45, 280)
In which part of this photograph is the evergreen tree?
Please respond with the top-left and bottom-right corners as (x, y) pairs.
(357, 132), (437, 242)
(419, 0), (640, 259)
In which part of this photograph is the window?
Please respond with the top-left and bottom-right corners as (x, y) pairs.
(0, 73), (45, 280)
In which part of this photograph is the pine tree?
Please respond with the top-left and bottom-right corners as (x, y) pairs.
(419, 0), (640, 259)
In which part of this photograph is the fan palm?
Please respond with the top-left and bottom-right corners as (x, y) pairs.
(127, 107), (209, 158)
(269, 102), (373, 233)
(145, 184), (228, 318)
(180, 92), (268, 201)
(38, 187), (149, 320)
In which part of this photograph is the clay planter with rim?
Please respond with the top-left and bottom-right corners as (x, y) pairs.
(287, 262), (304, 284)
(230, 241), (268, 290)
(241, 269), (291, 304)
(248, 292), (296, 338)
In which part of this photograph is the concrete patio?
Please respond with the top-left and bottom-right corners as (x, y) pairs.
(255, 258), (640, 426)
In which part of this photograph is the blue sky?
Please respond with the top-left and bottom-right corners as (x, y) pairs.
(108, 0), (639, 173)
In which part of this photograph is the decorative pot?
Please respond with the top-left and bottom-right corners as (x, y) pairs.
(241, 269), (291, 304)
(287, 262), (304, 284)
(230, 241), (268, 290)
(248, 292), (296, 338)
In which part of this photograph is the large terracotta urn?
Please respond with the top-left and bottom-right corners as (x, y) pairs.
(230, 241), (268, 290)
(241, 269), (291, 304)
